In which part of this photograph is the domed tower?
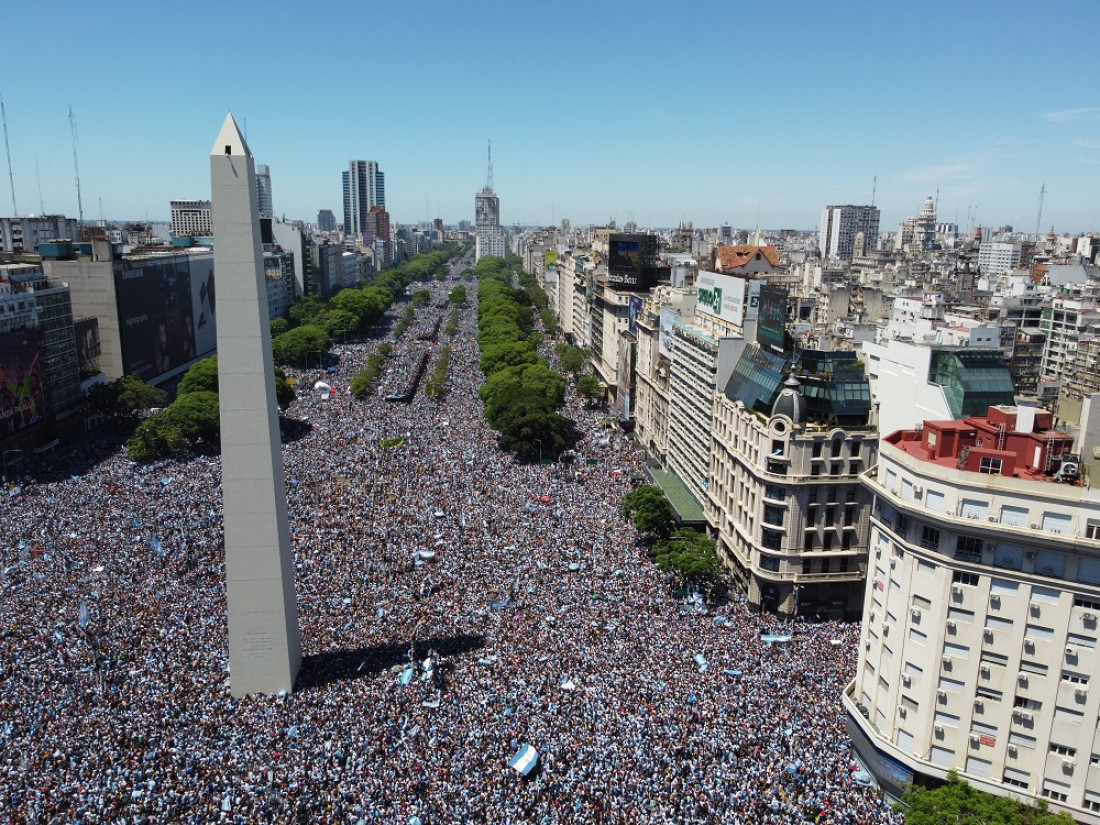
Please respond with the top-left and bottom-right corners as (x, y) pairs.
(772, 374), (808, 428)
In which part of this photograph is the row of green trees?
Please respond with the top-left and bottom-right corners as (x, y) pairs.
(425, 345), (452, 398)
(349, 343), (392, 398)
(270, 242), (463, 367)
(475, 255), (571, 461)
(124, 356), (294, 460)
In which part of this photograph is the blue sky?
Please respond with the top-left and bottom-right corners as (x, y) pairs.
(3, 0), (1098, 234)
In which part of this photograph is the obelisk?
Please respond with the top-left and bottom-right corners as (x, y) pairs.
(210, 114), (301, 696)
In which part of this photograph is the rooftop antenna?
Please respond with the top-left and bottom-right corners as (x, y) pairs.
(1, 93), (17, 216)
(871, 175), (876, 206)
(486, 139), (493, 191)
(934, 188), (939, 214)
(99, 196), (104, 223)
(35, 156), (44, 214)
(68, 104), (84, 228)
(1035, 183), (1046, 240)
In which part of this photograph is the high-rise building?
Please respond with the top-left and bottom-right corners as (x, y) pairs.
(342, 161), (384, 240)
(475, 142), (504, 262)
(845, 403), (1093, 820)
(255, 164), (273, 219)
(0, 215), (80, 253)
(170, 199), (212, 237)
(317, 210), (336, 232)
(819, 205), (880, 262)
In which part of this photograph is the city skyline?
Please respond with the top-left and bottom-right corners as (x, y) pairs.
(2, 0), (1098, 234)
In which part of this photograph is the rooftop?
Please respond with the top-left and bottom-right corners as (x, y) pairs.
(885, 405), (1079, 485)
(715, 245), (780, 270)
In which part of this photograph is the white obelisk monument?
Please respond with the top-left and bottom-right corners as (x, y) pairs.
(210, 114), (301, 696)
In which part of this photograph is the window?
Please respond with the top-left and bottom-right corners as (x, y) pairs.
(993, 544), (1022, 570)
(823, 533), (834, 551)
(1033, 550), (1064, 578)
(827, 487), (838, 503)
(985, 616), (1013, 632)
(1087, 521), (1100, 540)
(1008, 731), (1036, 748)
(1002, 769), (1029, 789)
(953, 571), (980, 587)
(1041, 512), (1072, 535)
(980, 650), (1008, 667)
(976, 686), (1003, 701)
(764, 504), (785, 526)
(845, 486), (856, 503)
(926, 489), (946, 513)
(1013, 696), (1041, 711)
(947, 607), (974, 623)
(1019, 661), (1048, 676)
(910, 627), (927, 643)
(807, 488), (818, 504)
(762, 529), (782, 550)
(812, 441), (823, 458)
(1066, 633), (1097, 649)
(912, 594), (932, 610)
(960, 499), (989, 519)
(1049, 743), (1077, 757)
(765, 484), (785, 500)
(803, 532), (814, 551)
(824, 509), (835, 527)
(920, 526), (941, 551)
(956, 536), (983, 563)
(895, 513), (909, 538)
(1061, 671), (1089, 685)
(978, 456), (1002, 475)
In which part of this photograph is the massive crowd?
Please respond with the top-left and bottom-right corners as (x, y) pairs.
(0, 262), (904, 824)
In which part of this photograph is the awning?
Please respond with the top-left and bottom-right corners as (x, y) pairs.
(508, 744), (539, 776)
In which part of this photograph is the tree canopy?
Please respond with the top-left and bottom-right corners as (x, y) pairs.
(556, 343), (589, 375)
(652, 528), (723, 588)
(900, 771), (1074, 825)
(272, 324), (330, 368)
(621, 485), (676, 539)
(87, 375), (167, 423)
(575, 374), (605, 405)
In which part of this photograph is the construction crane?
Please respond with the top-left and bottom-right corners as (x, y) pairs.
(1035, 183), (1046, 240)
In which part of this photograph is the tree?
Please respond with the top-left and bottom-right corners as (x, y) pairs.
(177, 356), (219, 395)
(449, 285), (467, 305)
(540, 307), (558, 334)
(270, 318), (289, 337)
(556, 343), (589, 375)
(652, 529), (724, 588)
(125, 390), (220, 461)
(272, 324), (330, 367)
(274, 367), (295, 408)
(575, 374), (605, 406)
(479, 363), (565, 418)
(622, 485), (675, 540)
(479, 340), (539, 376)
(321, 308), (359, 341)
(288, 294), (325, 326)
(900, 771), (1074, 825)
(88, 375), (168, 423)
(494, 406), (571, 461)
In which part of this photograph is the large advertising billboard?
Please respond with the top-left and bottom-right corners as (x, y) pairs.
(659, 307), (677, 359)
(756, 284), (788, 354)
(608, 233), (660, 292)
(115, 254), (216, 380)
(628, 295), (644, 336)
(0, 329), (47, 434)
(695, 271), (747, 327)
(74, 318), (101, 375)
(615, 333), (633, 421)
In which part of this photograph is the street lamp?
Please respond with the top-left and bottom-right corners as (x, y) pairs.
(535, 439), (543, 464)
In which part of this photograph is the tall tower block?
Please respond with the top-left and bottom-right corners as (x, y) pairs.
(210, 114), (301, 696)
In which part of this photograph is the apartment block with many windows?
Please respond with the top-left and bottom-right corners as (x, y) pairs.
(845, 403), (1100, 822)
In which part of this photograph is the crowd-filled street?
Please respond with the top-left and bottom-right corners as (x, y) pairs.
(0, 266), (903, 824)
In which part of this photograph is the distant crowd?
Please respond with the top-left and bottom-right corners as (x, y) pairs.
(0, 269), (903, 824)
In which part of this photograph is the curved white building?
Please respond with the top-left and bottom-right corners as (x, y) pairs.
(845, 403), (1100, 822)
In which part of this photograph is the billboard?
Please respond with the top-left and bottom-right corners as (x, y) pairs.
(544, 249), (559, 269)
(659, 307), (677, 359)
(628, 295), (644, 336)
(745, 281), (762, 321)
(608, 233), (660, 292)
(615, 333), (633, 421)
(756, 284), (788, 354)
(115, 254), (216, 380)
(695, 271), (747, 327)
(0, 329), (47, 433)
(75, 318), (101, 375)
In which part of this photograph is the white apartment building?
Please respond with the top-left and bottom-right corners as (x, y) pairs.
(169, 199), (212, 237)
(846, 404), (1100, 822)
(978, 242), (1022, 276)
(0, 215), (79, 253)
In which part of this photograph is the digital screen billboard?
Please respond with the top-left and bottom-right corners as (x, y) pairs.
(0, 329), (47, 433)
(756, 284), (788, 354)
(115, 255), (216, 380)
